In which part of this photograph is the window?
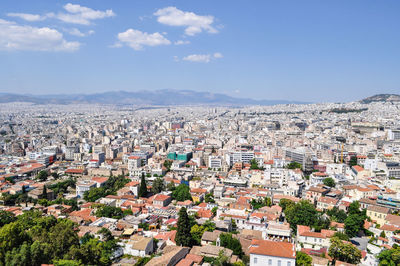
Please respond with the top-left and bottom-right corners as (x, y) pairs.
(254, 257), (257, 264)
(268, 259), (272, 265)
(288, 262), (291, 266)
(278, 260), (281, 266)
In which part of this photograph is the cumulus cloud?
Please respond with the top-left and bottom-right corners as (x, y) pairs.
(154, 7), (218, 36)
(0, 19), (80, 52)
(115, 28), (171, 50)
(182, 52), (223, 63)
(65, 28), (95, 37)
(174, 40), (190, 45)
(7, 13), (46, 22)
(7, 3), (115, 25)
(49, 3), (115, 25)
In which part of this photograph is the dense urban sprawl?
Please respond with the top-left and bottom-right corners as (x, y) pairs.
(0, 100), (400, 265)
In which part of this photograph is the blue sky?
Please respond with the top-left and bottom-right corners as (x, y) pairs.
(0, 0), (399, 102)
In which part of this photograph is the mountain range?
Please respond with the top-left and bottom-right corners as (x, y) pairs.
(0, 89), (308, 106)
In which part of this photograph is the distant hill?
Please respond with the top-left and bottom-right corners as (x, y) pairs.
(0, 90), (308, 106)
(360, 94), (400, 104)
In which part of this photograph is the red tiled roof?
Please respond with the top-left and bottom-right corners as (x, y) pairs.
(249, 239), (295, 259)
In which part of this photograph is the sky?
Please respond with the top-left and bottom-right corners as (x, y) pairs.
(0, 0), (400, 102)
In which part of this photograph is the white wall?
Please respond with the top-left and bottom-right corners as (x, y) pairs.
(250, 254), (295, 266)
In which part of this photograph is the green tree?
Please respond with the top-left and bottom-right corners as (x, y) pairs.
(287, 162), (302, 169)
(138, 173), (148, 197)
(296, 251), (312, 266)
(41, 185), (48, 199)
(349, 156), (358, 166)
(250, 159), (260, 170)
(94, 205), (124, 219)
(54, 259), (82, 266)
(0, 210), (16, 227)
(323, 177), (336, 187)
(377, 246), (400, 265)
(284, 200), (319, 231)
(333, 232), (350, 241)
(37, 170), (49, 182)
(328, 237), (361, 264)
(167, 181), (176, 191)
(5, 241), (31, 266)
(345, 214), (365, 238)
(172, 184), (192, 201)
(205, 193), (215, 203)
(190, 224), (205, 245)
(279, 199), (295, 212)
(203, 220), (216, 232)
(52, 173), (60, 179)
(327, 207), (347, 223)
(266, 197), (272, 207)
(219, 233), (244, 258)
(176, 207), (194, 247)
(152, 177), (165, 194)
(211, 207), (218, 217)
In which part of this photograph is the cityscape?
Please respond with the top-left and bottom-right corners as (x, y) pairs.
(1, 1), (400, 266)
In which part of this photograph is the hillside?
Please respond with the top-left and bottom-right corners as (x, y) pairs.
(360, 94), (400, 104)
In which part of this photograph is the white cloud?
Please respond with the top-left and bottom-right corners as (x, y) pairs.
(154, 7), (218, 36)
(48, 3), (115, 25)
(183, 54), (211, 63)
(7, 13), (45, 22)
(174, 40), (190, 45)
(116, 28), (171, 50)
(7, 4), (114, 25)
(65, 28), (95, 37)
(213, 52), (223, 58)
(0, 19), (80, 52)
(182, 52), (223, 63)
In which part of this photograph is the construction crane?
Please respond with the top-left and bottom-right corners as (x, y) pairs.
(335, 136), (346, 164)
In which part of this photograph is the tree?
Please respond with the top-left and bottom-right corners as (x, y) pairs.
(203, 220), (216, 232)
(52, 173), (59, 180)
(284, 200), (319, 231)
(205, 193), (215, 203)
(37, 171), (49, 182)
(41, 185), (47, 199)
(250, 159), (260, 170)
(138, 173), (148, 198)
(152, 177), (165, 194)
(0, 210), (16, 227)
(323, 177), (336, 187)
(54, 260), (82, 266)
(176, 208), (194, 247)
(349, 156), (358, 167)
(333, 232), (350, 241)
(163, 160), (172, 172)
(296, 251), (312, 266)
(380, 231), (386, 238)
(172, 184), (192, 202)
(167, 181), (176, 191)
(211, 207), (218, 217)
(190, 224), (205, 245)
(94, 205), (124, 219)
(266, 197), (272, 207)
(348, 201), (362, 216)
(287, 162), (302, 169)
(327, 207), (347, 223)
(219, 233), (244, 258)
(279, 199), (295, 212)
(328, 237), (361, 264)
(377, 246), (400, 265)
(345, 202), (366, 238)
